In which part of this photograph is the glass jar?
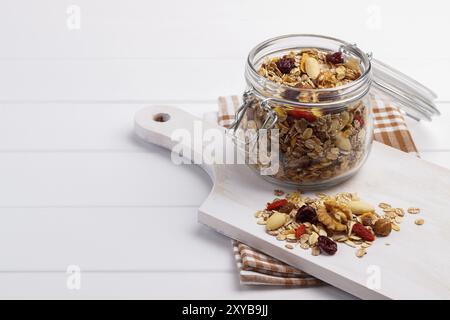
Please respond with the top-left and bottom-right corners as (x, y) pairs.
(230, 34), (439, 190)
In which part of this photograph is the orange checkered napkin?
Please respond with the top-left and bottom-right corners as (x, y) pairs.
(218, 95), (418, 286)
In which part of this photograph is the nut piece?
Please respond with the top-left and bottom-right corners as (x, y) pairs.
(349, 200), (375, 215)
(335, 133), (352, 151)
(285, 244), (294, 249)
(266, 212), (287, 231)
(335, 66), (346, 80)
(308, 232), (319, 246)
(356, 248), (367, 258)
(317, 199), (351, 231)
(373, 218), (392, 237)
(415, 218), (424, 225)
(311, 246), (321, 256)
(360, 212), (378, 226)
(305, 57), (321, 79)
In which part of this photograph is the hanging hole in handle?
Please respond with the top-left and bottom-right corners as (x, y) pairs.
(153, 113), (171, 122)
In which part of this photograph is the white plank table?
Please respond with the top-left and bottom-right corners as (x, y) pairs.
(0, 0), (449, 299)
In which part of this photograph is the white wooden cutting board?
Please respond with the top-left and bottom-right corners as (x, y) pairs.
(135, 105), (450, 300)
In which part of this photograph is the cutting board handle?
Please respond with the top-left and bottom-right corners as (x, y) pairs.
(134, 105), (220, 165)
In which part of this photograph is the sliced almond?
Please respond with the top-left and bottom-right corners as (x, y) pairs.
(286, 234), (297, 240)
(356, 248), (366, 258)
(344, 240), (357, 248)
(308, 232), (319, 246)
(305, 57), (320, 79)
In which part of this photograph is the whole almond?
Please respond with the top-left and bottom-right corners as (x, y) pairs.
(349, 200), (375, 215)
(266, 212), (287, 231)
(305, 57), (320, 79)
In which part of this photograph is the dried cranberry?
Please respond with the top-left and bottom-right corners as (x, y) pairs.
(318, 236), (337, 255)
(276, 57), (295, 74)
(326, 52), (344, 64)
(295, 205), (317, 223)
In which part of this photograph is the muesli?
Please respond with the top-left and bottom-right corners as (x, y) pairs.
(243, 49), (369, 185)
(254, 190), (420, 258)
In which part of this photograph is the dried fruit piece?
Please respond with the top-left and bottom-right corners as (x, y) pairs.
(326, 52), (344, 64)
(266, 199), (288, 211)
(373, 218), (392, 237)
(277, 202), (296, 214)
(274, 189), (285, 196)
(317, 236), (337, 255)
(352, 222), (375, 242)
(295, 205), (317, 223)
(287, 109), (317, 122)
(295, 225), (306, 239)
(360, 212), (378, 226)
(266, 212), (287, 231)
(353, 114), (365, 127)
(317, 199), (351, 231)
(276, 56), (295, 74)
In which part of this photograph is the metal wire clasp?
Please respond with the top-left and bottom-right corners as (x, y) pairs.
(227, 90), (278, 144)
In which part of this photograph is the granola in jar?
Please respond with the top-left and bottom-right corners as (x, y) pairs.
(234, 35), (374, 189)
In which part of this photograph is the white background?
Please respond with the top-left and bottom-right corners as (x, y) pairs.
(0, 0), (449, 299)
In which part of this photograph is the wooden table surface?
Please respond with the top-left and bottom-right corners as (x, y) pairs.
(0, 0), (448, 299)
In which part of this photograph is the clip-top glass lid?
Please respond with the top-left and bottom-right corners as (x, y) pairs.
(371, 57), (439, 121)
(340, 43), (439, 121)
